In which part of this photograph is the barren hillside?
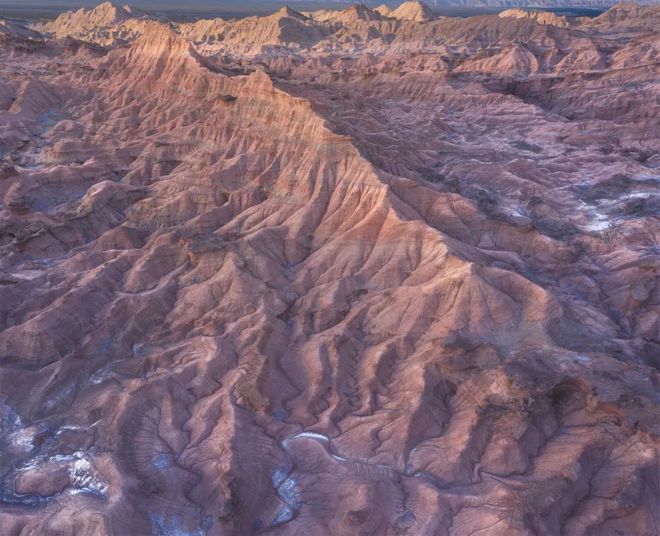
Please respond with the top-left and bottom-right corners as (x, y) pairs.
(0, 2), (659, 535)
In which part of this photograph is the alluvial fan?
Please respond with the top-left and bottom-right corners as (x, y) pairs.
(0, 2), (659, 535)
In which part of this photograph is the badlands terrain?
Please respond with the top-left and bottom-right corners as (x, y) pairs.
(0, 1), (659, 535)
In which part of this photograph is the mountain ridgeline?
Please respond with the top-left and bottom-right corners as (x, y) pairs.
(0, 2), (658, 535)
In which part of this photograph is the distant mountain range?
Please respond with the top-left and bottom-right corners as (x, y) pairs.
(301, 0), (659, 7)
(0, 0), (658, 13)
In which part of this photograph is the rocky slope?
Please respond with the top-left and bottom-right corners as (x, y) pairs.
(390, 1), (437, 21)
(498, 8), (571, 27)
(0, 2), (658, 535)
(35, 1), (154, 47)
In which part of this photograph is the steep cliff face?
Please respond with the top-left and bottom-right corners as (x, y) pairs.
(0, 3), (658, 536)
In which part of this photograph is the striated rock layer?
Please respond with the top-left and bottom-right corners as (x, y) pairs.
(498, 8), (571, 27)
(0, 2), (659, 536)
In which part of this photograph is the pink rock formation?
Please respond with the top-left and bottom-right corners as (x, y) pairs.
(390, 1), (437, 22)
(0, 2), (658, 535)
(374, 4), (395, 17)
(498, 8), (571, 27)
(36, 1), (152, 46)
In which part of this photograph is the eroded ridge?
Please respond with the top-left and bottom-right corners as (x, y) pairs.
(0, 2), (658, 535)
